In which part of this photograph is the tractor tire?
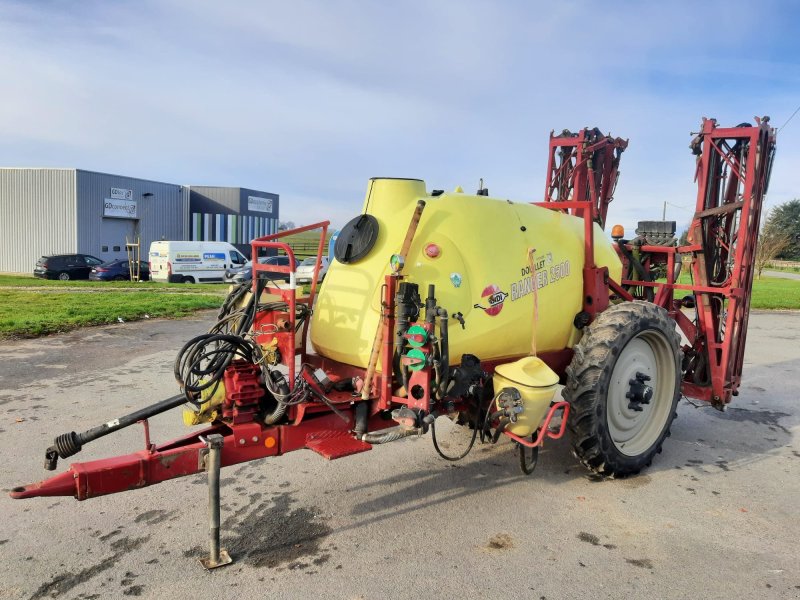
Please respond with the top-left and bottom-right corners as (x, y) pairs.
(564, 301), (681, 477)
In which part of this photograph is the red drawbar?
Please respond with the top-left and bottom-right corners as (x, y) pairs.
(10, 412), (354, 501)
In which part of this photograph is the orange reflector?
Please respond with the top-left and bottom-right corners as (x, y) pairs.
(611, 224), (625, 239)
(264, 437), (276, 449)
(424, 243), (441, 258)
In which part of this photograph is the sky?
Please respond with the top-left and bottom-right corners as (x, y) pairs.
(1, 0), (799, 233)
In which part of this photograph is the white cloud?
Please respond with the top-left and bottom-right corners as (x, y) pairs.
(0, 0), (797, 229)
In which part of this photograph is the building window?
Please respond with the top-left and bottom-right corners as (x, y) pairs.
(113, 246), (121, 252)
(101, 246), (109, 252)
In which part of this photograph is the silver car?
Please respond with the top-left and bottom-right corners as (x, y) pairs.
(295, 256), (329, 284)
(232, 255), (292, 284)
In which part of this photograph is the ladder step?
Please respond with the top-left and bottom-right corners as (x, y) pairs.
(305, 430), (371, 460)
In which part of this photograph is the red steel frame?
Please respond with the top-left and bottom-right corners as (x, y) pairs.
(543, 127), (628, 228)
(250, 221), (329, 390)
(616, 117), (776, 406)
(536, 127), (628, 322)
(10, 118), (776, 503)
(545, 117), (776, 407)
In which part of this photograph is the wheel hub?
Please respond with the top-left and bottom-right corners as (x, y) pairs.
(626, 372), (653, 412)
(606, 332), (677, 457)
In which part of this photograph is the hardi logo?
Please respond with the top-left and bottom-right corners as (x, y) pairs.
(474, 284), (508, 316)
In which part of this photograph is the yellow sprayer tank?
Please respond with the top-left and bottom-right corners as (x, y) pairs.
(310, 178), (622, 369)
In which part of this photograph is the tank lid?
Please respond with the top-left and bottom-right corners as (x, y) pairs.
(368, 177), (424, 182)
(494, 356), (559, 388)
(334, 214), (379, 264)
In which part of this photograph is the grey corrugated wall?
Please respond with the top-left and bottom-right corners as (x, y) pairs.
(75, 170), (186, 262)
(0, 168), (77, 273)
(189, 186), (242, 213)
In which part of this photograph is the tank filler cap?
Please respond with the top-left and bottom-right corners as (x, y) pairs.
(334, 214), (379, 264)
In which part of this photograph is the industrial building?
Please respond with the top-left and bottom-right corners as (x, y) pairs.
(189, 186), (279, 256)
(0, 168), (279, 273)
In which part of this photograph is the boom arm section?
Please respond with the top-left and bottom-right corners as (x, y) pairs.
(543, 127), (628, 228)
(684, 117), (776, 405)
(617, 117), (777, 406)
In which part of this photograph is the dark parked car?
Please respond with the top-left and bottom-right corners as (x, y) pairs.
(34, 254), (104, 280)
(89, 259), (151, 281)
(232, 256), (291, 284)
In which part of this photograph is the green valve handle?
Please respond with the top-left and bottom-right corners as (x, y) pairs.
(405, 325), (428, 348)
(403, 348), (427, 371)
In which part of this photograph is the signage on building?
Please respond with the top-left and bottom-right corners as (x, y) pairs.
(247, 196), (273, 214)
(110, 187), (133, 200)
(103, 198), (138, 219)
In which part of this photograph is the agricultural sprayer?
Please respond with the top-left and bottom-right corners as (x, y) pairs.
(10, 117), (776, 568)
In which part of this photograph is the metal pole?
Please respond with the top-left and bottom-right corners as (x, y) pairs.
(45, 394), (188, 470)
(200, 434), (232, 569)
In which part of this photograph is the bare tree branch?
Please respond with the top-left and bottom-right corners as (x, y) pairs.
(755, 209), (793, 279)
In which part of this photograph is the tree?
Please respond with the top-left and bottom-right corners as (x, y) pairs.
(767, 199), (800, 260)
(755, 209), (792, 279)
(278, 221), (296, 231)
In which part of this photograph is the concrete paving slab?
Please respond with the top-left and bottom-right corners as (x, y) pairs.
(0, 311), (798, 599)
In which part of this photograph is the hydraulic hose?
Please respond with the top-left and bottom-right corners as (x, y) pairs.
(263, 371), (290, 425)
(359, 426), (418, 444)
(436, 308), (449, 398)
(491, 417), (511, 444)
(431, 416), (478, 461)
(394, 283), (418, 395)
(616, 240), (647, 281)
(354, 402), (368, 437)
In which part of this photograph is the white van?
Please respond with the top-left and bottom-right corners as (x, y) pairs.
(149, 241), (248, 284)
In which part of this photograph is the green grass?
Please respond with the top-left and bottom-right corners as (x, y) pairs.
(749, 277), (800, 309)
(4, 258), (797, 340)
(0, 274), (223, 293)
(663, 273), (800, 310)
(280, 230), (333, 259)
(0, 289), (223, 338)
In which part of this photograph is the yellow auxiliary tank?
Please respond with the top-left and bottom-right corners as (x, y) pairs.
(310, 178), (622, 369)
(493, 356), (560, 437)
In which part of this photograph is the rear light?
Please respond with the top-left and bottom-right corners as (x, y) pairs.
(167, 261), (172, 276)
(148, 261), (152, 271)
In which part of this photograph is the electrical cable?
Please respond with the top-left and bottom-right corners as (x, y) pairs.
(779, 103), (800, 132)
(431, 412), (478, 461)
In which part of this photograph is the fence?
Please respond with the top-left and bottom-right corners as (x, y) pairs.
(767, 260), (800, 270)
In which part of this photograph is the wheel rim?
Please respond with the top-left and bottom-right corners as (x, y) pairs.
(58, 273), (69, 280)
(606, 330), (676, 456)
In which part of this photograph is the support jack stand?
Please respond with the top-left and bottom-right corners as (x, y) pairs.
(200, 434), (233, 570)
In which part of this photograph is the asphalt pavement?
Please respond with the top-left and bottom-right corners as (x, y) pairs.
(763, 269), (800, 281)
(0, 311), (798, 599)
